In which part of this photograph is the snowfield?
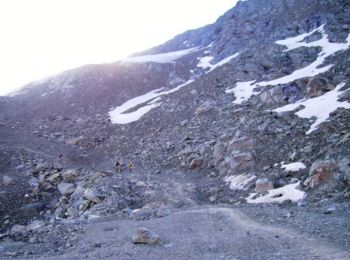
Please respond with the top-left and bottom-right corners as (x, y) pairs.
(274, 83), (350, 134)
(247, 182), (305, 204)
(197, 52), (240, 73)
(109, 80), (194, 124)
(123, 47), (200, 63)
(226, 24), (350, 104)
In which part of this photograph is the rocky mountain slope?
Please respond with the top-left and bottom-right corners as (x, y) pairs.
(1, 0), (350, 258)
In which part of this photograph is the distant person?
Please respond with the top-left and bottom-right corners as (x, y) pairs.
(127, 162), (134, 172)
(115, 161), (121, 173)
(59, 154), (63, 161)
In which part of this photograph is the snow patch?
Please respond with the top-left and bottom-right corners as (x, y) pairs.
(123, 47), (199, 64)
(281, 162), (306, 172)
(225, 80), (257, 105)
(109, 80), (194, 124)
(247, 182), (305, 204)
(224, 174), (256, 190)
(273, 83), (350, 134)
(226, 24), (350, 104)
(197, 52), (239, 73)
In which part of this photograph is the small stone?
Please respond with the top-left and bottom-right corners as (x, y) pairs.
(190, 89), (198, 95)
(133, 227), (161, 245)
(209, 195), (217, 202)
(136, 181), (146, 187)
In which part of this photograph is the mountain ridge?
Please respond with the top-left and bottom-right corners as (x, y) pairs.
(1, 0), (350, 258)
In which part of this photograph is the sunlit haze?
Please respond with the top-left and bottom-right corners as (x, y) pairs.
(0, 0), (238, 96)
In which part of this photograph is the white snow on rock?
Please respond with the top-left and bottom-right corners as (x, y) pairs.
(109, 80), (194, 124)
(281, 162), (306, 172)
(226, 24), (350, 104)
(274, 83), (350, 134)
(246, 182), (305, 204)
(224, 174), (256, 190)
(225, 80), (257, 105)
(123, 47), (199, 64)
(197, 52), (240, 73)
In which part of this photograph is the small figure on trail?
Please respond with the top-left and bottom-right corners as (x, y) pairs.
(127, 162), (134, 172)
(115, 161), (121, 173)
(59, 154), (63, 161)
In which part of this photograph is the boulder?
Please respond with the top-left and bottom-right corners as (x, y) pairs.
(19, 202), (45, 217)
(62, 169), (78, 182)
(47, 172), (61, 183)
(180, 119), (188, 127)
(255, 178), (273, 192)
(304, 160), (336, 188)
(189, 158), (203, 169)
(133, 227), (161, 245)
(57, 183), (75, 196)
(27, 220), (45, 231)
(136, 181), (146, 187)
(10, 225), (28, 241)
(338, 158), (350, 182)
(2, 175), (14, 185)
(228, 137), (254, 151)
(306, 77), (334, 97)
(84, 188), (106, 203)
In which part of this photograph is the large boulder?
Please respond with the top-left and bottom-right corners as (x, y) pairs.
(133, 227), (161, 245)
(57, 183), (75, 196)
(84, 188), (106, 203)
(19, 202), (45, 218)
(304, 160), (336, 188)
(2, 175), (14, 185)
(213, 135), (256, 176)
(62, 169), (78, 182)
(10, 225), (28, 241)
(255, 178), (273, 192)
(189, 158), (203, 169)
(306, 77), (335, 97)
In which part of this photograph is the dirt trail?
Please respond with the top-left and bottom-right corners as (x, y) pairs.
(35, 205), (350, 260)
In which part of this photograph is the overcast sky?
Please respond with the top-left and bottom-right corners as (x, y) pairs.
(0, 0), (238, 96)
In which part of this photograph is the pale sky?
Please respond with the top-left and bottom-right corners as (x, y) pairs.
(0, 0), (238, 96)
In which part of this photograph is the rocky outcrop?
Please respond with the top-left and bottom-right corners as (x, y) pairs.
(213, 135), (256, 176)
